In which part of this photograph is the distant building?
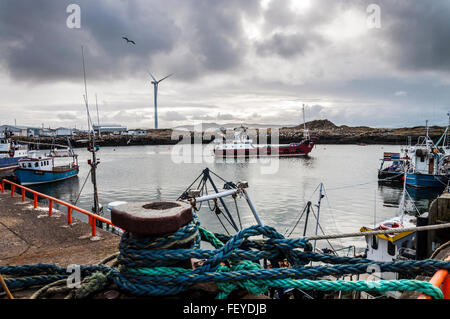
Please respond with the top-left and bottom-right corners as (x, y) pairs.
(39, 128), (56, 137)
(92, 124), (127, 135)
(127, 130), (147, 136)
(27, 127), (43, 137)
(55, 127), (74, 137)
(0, 125), (28, 137)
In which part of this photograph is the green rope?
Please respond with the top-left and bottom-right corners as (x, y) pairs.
(128, 267), (192, 276)
(199, 227), (224, 249)
(261, 279), (444, 299)
(125, 264), (444, 299)
(216, 261), (267, 299)
(74, 271), (111, 299)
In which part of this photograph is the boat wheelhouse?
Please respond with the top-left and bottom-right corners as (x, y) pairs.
(361, 216), (417, 280)
(402, 134), (450, 188)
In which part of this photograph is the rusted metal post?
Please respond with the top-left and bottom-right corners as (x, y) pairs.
(67, 207), (72, 225)
(49, 199), (53, 216)
(33, 193), (37, 208)
(11, 184), (14, 197)
(22, 188), (25, 202)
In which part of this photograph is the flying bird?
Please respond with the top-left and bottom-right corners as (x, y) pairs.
(122, 36), (135, 45)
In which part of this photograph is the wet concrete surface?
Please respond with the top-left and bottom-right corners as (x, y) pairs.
(0, 191), (120, 266)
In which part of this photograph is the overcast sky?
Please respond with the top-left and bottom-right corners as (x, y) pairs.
(1, 0), (450, 130)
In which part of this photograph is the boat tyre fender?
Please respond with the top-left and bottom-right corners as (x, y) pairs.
(379, 222), (402, 230)
(8, 149), (14, 157)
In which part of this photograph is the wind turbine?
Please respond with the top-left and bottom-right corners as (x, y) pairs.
(149, 72), (173, 129)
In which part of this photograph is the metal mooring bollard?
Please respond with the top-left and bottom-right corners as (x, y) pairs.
(111, 201), (193, 237)
(111, 201), (195, 269)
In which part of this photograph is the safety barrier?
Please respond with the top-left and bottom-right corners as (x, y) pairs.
(418, 255), (450, 299)
(1, 179), (116, 237)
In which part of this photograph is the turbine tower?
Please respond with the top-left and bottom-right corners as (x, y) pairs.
(149, 72), (173, 129)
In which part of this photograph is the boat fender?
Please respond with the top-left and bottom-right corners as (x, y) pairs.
(379, 222), (401, 230)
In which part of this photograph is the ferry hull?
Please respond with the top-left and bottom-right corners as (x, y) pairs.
(15, 167), (79, 186)
(214, 140), (315, 158)
(405, 173), (449, 188)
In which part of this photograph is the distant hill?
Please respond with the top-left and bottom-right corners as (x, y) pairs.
(286, 119), (338, 130)
(174, 122), (284, 131)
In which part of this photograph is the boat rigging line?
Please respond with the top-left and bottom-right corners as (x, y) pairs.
(81, 45), (102, 227)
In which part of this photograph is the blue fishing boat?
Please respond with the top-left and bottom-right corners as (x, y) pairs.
(402, 120), (450, 188)
(15, 147), (79, 186)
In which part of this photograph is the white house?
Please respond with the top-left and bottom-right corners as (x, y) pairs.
(127, 130), (147, 136)
(55, 127), (73, 137)
(39, 128), (56, 137)
(92, 124), (127, 135)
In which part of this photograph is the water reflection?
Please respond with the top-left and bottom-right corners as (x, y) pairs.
(378, 182), (443, 216)
(377, 183), (403, 208)
(30, 176), (80, 204)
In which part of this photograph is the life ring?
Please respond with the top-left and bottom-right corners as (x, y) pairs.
(8, 149), (15, 157)
(379, 221), (401, 230)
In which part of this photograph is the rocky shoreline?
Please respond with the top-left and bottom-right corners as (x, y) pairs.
(12, 120), (447, 149)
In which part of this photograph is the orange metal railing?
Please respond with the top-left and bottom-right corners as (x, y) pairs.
(1, 179), (117, 237)
(418, 255), (450, 299)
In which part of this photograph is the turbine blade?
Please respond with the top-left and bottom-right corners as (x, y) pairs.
(149, 71), (157, 82)
(157, 73), (173, 83)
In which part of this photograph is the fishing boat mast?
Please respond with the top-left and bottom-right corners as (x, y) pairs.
(302, 104), (310, 140)
(81, 46), (102, 227)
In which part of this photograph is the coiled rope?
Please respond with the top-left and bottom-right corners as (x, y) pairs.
(1, 213), (448, 299)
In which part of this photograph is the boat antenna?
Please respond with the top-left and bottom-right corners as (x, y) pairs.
(95, 94), (100, 125)
(399, 169), (408, 224)
(313, 183), (324, 253)
(81, 46), (102, 227)
(442, 112), (450, 148)
(302, 104), (310, 140)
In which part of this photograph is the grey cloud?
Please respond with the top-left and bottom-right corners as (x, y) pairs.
(366, 0), (450, 73)
(57, 113), (79, 120)
(216, 112), (237, 121)
(161, 111), (187, 121)
(0, 0), (262, 84)
(256, 32), (325, 58)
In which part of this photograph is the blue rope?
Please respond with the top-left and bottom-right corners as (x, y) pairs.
(1, 213), (449, 298)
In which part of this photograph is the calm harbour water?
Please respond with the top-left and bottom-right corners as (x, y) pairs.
(29, 144), (444, 252)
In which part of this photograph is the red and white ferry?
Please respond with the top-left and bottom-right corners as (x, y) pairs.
(213, 126), (315, 158)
